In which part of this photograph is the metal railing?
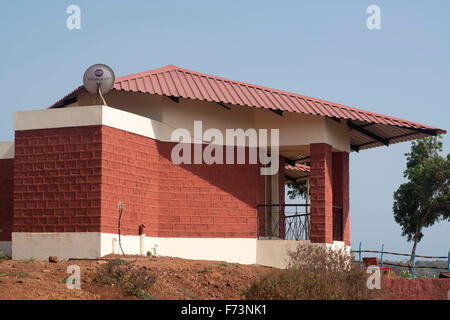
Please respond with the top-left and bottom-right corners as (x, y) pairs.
(257, 204), (310, 240)
(353, 242), (450, 279)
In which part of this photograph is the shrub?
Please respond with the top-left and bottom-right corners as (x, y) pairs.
(0, 250), (11, 264)
(95, 259), (129, 286)
(22, 257), (35, 264)
(242, 243), (380, 300)
(95, 259), (157, 299)
(122, 266), (157, 299)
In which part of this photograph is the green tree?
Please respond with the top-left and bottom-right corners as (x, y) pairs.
(393, 136), (450, 267)
(287, 160), (310, 200)
(287, 180), (308, 200)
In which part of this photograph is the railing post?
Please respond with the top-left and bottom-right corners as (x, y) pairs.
(448, 251), (449, 271)
(359, 241), (362, 271)
(380, 244), (384, 267)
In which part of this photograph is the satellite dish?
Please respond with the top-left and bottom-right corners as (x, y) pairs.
(83, 64), (115, 105)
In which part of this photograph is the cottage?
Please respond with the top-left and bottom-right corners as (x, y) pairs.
(0, 65), (445, 268)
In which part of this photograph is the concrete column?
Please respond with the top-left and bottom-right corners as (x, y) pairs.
(332, 151), (350, 246)
(309, 143), (333, 243)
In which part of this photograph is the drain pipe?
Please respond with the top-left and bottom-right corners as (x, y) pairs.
(139, 224), (146, 256)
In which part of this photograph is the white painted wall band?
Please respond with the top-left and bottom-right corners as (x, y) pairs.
(0, 142), (14, 159)
(11, 232), (350, 269)
(13, 105), (351, 151)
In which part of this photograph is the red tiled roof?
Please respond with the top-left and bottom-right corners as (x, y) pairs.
(285, 163), (310, 173)
(285, 163), (310, 182)
(50, 65), (446, 152)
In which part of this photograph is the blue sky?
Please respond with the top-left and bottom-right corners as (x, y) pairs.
(0, 1), (448, 257)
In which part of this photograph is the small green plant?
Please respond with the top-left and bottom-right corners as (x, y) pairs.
(136, 292), (155, 300)
(201, 266), (212, 272)
(177, 288), (195, 299)
(218, 263), (229, 268)
(61, 276), (70, 283)
(95, 259), (130, 286)
(95, 259), (157, 299)
(22, 257), (35, 264)
(146, 251), (153, 257)
(399, 270), (413, 279)
(122, 266), (157, 298)
(0, 250), (10, 264)
(152, 244), (158, 256)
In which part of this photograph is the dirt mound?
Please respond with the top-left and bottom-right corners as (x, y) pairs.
(0, 256), (273, 300)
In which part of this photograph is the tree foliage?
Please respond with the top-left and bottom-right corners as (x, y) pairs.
(286, 160), (310, 200)
(287, 180), (308, 200)
(393, 136), (450, 257)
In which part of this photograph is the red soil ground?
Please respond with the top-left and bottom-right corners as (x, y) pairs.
(0, 256), (273, 300)
(0, 256), (448, 300)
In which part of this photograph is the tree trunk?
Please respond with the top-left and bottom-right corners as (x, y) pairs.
(409, 207), (432, 273)
(409, 236), (419, 273)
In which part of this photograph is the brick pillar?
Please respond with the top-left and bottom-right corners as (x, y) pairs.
(332, 152), (350, 246)
(309, 143), (333, 243)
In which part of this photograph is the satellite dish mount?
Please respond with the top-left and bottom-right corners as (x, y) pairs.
(83, 64), (115, 106)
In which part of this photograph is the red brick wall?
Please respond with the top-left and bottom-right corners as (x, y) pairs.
(309, 143), (333, 243)
(101, 125), (265, 238)
(13, 126), (103, 233)
(0, 159), (14, 241)
(100, 126), (161, 236)
(13, 125), (269, 238)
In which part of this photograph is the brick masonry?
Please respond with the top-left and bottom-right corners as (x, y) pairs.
(13, 126), (103, 233)
(0, 159), (13, 241)
(309, 143), (333, 243)
(12, 125), (272, 239)
(101, 125), (266, 238)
